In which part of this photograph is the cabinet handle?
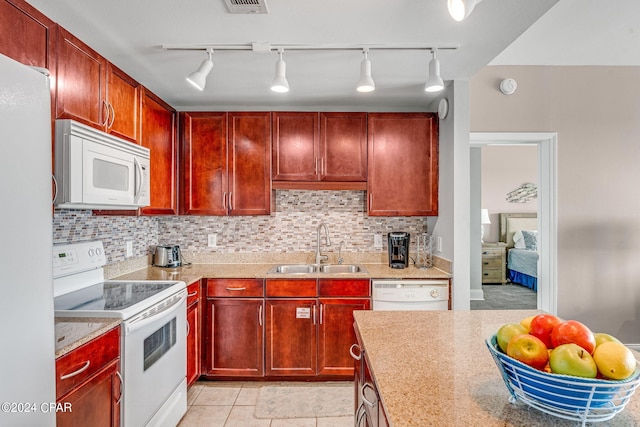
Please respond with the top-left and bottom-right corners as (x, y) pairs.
(60, 360), (91, 380)
(356, 404), (368, 426)
(229, 192), (233, 211)
(361, 383), (377, 407)
(52, 174), (58, 205)
(314, 158), (318, 175)
(187, 291), (198, 297)
(312, 305), (316, 325)
(225, 287), (246, 291)
(222, 192), (227, 210)
(108, 103), (115, 129)
(258, 304), (263, 327)
(186, 319), (190, 336)
(115, 371), (123, 405)
(319, 303), (324, 324)
(349, 343), (362, 361)
(102, 100), (110, 127)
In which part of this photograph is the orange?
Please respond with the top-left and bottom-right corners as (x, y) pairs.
(592, 341), (637, 380)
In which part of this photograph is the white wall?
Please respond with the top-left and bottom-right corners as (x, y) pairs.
(470, 66), (640, 345)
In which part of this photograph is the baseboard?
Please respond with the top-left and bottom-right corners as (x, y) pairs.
(626, 344), (640, 352)
(470, 288), (485, 301)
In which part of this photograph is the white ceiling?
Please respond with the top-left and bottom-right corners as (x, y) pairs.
(25, 0), (567, 110)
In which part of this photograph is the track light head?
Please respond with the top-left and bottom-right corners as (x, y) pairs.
(424, 49), (444, 93)
(447, 0), (482, 22)
(271, 49), (289, 93)
(186, 49), (214, 91)
(357, 49), (375, 93)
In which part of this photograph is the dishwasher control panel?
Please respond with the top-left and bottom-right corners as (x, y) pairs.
(371, 279), (449, 310)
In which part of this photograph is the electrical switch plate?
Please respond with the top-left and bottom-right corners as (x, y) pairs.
(126, 241), (133, 257)
(207, 234), (217, 248)
(435, 236), (442, 253)
(374, 234), (383, 248)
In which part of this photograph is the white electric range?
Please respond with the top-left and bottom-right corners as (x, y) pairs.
(53, 241), (187, 427)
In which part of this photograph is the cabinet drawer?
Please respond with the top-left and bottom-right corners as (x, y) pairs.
(266, 279), (317, 297)
(481, 257), (502, 269)
(318, 279), (370, 297)
(482, 269), (502, 281)
(56, 326), (120, 400)
(187, 280), (201, 306)
(207, 279), (264, 297)
(481, 248), (503, 257)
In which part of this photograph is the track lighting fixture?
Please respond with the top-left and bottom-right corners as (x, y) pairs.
(271, 49), (289, 93)
(447, 0), (483, 22)
(424, 49), (444, 93)
(357, 49), (375, 93)
(186, 49), (214, 91)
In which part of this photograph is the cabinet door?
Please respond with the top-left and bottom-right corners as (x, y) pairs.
(0, 0), (56, 70)
(205, 298), (264, 377)
(228, 112), (271, 215)
(266, 298), (317, 376)
(318, 298), (370, 377)
(106, 62), (140, 143)
(55, 26), (107, 129)
(320, 112), (367, 182)
(181, 112), (228, 215)
(272, 112), (319, 181)
(367, 113), (439, 216)
(56, 359), (121, 427)
(139, 88), (177, 215)
(186, 301), (201, 387)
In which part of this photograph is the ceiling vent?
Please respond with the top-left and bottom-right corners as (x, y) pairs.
(224, 0), (269, 14)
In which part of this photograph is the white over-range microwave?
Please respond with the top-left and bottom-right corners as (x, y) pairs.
(54, 119), (150, 210)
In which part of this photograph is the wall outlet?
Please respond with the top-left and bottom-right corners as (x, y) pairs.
(208, 234), (217, 248)
(373, 234), (383, 248)
(126, 241), (133, 257)
(435, 236), (442, 253)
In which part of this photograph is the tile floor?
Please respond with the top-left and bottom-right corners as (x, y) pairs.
(178, 381), (354, 427)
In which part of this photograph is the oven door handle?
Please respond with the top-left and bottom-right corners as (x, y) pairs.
(125, 291), (186, 335)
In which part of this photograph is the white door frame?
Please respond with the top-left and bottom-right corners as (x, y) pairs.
(470, 132), (558, 315)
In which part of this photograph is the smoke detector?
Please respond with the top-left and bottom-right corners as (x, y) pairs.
(224, 0), (269, 14)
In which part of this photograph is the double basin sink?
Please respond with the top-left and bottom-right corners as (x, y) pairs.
(267, 264), (367, 274)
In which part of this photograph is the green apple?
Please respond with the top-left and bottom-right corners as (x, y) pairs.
(497, 323), (528, 353)
(594, 332), (622, 348)
(549, 343), (598, 378)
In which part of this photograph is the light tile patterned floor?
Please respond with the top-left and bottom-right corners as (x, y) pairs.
(178, 381), (354, 427)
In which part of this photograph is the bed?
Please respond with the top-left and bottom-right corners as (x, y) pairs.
(499, 213), (538, 291)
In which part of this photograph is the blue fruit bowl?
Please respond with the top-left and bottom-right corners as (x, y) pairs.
(486, 334), (640, 425)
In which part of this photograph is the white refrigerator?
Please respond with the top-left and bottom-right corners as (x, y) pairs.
(0, 53), (56, 425)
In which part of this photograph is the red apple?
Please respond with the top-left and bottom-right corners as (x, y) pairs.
(506, 334), (549, 370)
(551, 320), (596, 354)
(529, 314), (562, 348)
(549, 343), (598, 378)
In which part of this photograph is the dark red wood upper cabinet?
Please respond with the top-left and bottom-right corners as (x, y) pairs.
(367, 112), (439, 216)
(139, 88), (178, 215)
(272, 112), (319, 181)
(319, 112), (367, 182)
(106, 62), (140, 143)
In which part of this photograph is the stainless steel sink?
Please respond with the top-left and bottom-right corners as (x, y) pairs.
(267, 264), (317, 274)
(319, 264), (367, 274)
(266, 263), (367, 274)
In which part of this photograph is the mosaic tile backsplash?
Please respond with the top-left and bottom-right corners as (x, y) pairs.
(53, 190), (430, 265)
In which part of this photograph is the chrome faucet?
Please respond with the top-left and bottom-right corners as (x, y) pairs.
(315, 222), (332, 265)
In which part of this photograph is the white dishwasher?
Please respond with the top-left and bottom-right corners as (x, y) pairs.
(372, 279), (449, 310)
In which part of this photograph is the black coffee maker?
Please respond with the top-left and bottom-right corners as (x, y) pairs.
(388, 232), (410, 269)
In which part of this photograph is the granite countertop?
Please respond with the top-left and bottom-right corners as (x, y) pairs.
(353, 310), (640, 426)
(111, 263), (451, 284)
(55, 317), (121, 358)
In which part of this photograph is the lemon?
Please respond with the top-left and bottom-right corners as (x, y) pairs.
(593, 341), (637, 380)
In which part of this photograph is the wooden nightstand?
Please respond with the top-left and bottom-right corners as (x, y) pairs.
(481, 243), (507, 284)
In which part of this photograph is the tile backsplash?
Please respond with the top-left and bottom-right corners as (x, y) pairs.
(53, 190), (430, 265)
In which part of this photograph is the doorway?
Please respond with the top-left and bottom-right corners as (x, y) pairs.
(469, 132), (558, 315)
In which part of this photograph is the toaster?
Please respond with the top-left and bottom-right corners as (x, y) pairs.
(152, 245), (182, 268)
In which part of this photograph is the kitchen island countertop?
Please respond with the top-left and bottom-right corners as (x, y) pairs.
(353, 310), (640, 426)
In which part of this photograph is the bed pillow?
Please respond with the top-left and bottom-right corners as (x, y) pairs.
(521, 230), (538, 251)
(512, 231), (526, 249)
